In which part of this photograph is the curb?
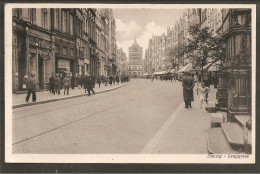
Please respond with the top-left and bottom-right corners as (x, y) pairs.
(13, 83), (127, 109)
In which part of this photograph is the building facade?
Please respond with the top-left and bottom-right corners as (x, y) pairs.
(13, 8), (55, 91)
(128, 39), (143, 77)
(220, 8), (251, 121)
(12, 8), (120, 93)
(116, 48), (128, 75)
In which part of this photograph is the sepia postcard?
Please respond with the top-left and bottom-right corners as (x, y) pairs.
(4, 3), (256, 163)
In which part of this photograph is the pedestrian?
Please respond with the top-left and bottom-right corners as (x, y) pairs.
(71, 74), (75, 90)
(104, 76), (108, 86)
(77, 75), (82, 89)
(97, 75), (102, 88)
(63, 74), (71, 95)
(109, 75), (113, 86)
(25, 73), (37, 102)
(151, 75), (154, 82)
(113, 75), (116, 85)
(84, 73), (95, 96)
(92, 74), (96, 88)
(102, 75), (105, 84)
(121, 75), (124, 84)
(116, 75), (120, 85)
(182, 72), (195, 109)
(54, 74), (61, 95)
(198, 82), (210, 109)
(49, 73), (55, 94)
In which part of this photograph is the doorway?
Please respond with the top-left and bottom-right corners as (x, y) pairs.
(38, 55), (44, 89)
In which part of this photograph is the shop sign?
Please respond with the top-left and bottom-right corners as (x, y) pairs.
(78, 59), (84, 66)
(58, 59), (70, 68)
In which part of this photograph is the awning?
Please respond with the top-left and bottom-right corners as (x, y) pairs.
(153, 71), (167, 75)
(143, 73), (149, 76)
(177, 63), (193, 73)
(170, 68), (177, 73)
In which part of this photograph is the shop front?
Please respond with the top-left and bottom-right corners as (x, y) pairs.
(84, 58), (90, 74)
(78, 59), (85, 75)
(13, 22), (54, 92)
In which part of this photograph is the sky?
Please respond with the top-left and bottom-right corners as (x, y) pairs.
(113, 8), (184, 60)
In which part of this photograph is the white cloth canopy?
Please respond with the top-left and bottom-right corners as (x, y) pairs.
(170, 68), (176, 73)
(143, 73), (149, 76)
(177, 63), (193, 73)
(153, 71), (167, 75)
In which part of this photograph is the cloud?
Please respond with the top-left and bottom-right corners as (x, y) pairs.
(115, 19), (142, 41)
(116, 21), (166, 60)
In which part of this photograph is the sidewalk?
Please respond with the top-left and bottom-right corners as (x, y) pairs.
(150, 84), (218, 154)
(13, 83), (127, 109)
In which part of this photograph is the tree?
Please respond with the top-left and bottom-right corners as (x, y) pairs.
(165, 43), (185, 70)
(184, 24), (223, 77)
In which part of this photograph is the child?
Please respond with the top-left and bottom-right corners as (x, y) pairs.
(198, 82), (210, 109)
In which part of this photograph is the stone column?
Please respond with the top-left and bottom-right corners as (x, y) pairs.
(25, 26), (30, 76)
(50, 34), (56, 75)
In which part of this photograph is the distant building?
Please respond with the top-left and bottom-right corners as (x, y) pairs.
(128, 39), (143, 77)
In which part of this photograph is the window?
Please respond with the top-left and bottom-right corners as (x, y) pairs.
(62, 10), (67, 33)
(54, 9), (59, 29)
(55, 44), (60, 54)
(41, 9), (48, 29)
(28, 8), (36, 24)
(69, 14), (73, 35)
(70, 48), (74, 56)
(13, 9), (22, 18)
(62, 47), (67, 55)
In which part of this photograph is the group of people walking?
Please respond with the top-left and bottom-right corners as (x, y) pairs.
(25, 73), (130, 102)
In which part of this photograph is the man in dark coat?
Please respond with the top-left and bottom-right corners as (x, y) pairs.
(182, 72), (195, 108)
(112, 75), (116, 85)
(120, 75), (124, 84)
(49, 74), (55, 94)
(84, 73), (95, 96)
(26, 73), (37, 102)
(97, 75), (102, 88)
(109, 75), (113, 86)
(71, 75), (75, 90)
(115, 75), (120, 85)
(54, 74), (61, 95)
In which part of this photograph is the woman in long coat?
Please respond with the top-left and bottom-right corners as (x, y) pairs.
(182, 72), (195, 108)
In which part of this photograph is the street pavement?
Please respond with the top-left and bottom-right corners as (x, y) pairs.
(12, 82), (126, 108)
(12, 78), (216, 154)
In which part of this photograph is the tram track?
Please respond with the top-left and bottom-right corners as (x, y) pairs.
(12, 80), (162, 146)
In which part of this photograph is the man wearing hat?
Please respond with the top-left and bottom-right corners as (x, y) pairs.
(25, 73), (37, 102)
(54, 74), (61, 95)
(63, 74), (71, 95)
(182, 71), (195, 108)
